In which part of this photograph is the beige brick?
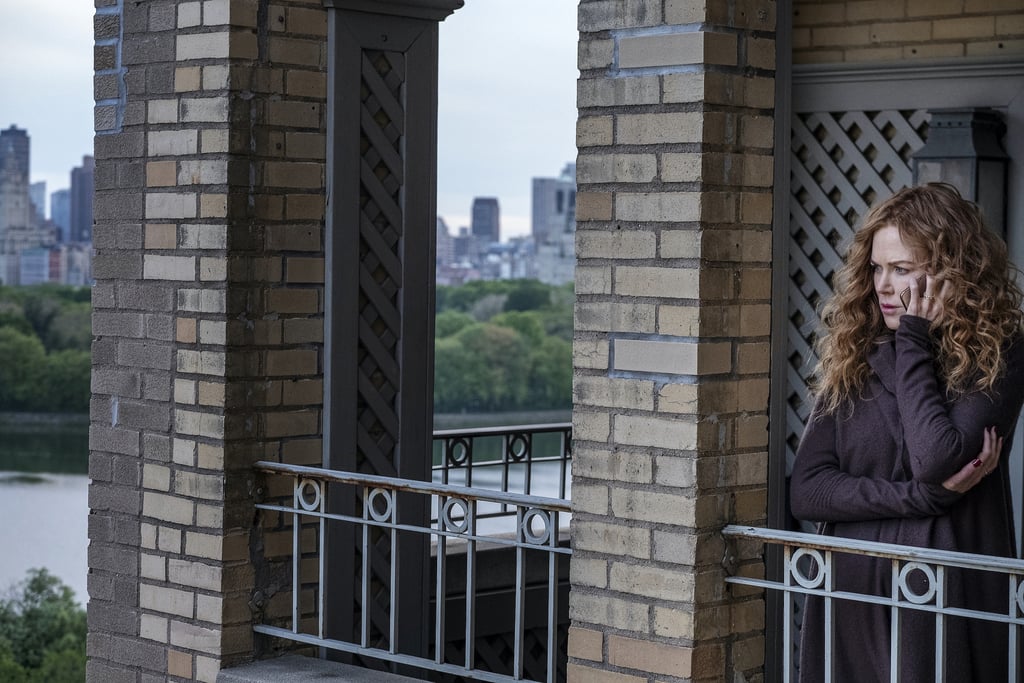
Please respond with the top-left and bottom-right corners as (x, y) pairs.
(576, 192), (613, 221)
(177, 350), (226, 376)
(569, 558), (609, 589)
(141, 584), (194, 618)
(847, 0), (906, 22)
(569, 592), (649, 632)
(658, 304), (700, 336)
(175, 409), (225, 439)
(201, 129), (229, 153)
(567, 664), (645, 683)
(185, 532), (223, 560)
(169, 558), (221, 591)
(579, 38), (614, 69)
(176, 318), (197, 344)
(269, 35), (322, 66)
(614, 266), (698, 299)
(577, 230), (656, 259)
(746, 35), (776, 69)
(146, 193), (197, 220)
(195, 655), (220, 683)
(616, 113), (702, 144)
(741, 115), (774, 149)
(615, 193), (700, 222)
(578, 75), (660, 107)
(145, 223), (177, 249)
(200, 193), (228, 218)
(144, 492), (194, 525)
(966, 39), (1024, 56)
(812, 25), (871, 47)
(141, 553), (166, 581)
(870, 20), (931, 44)
(934, 16), (995, 39)
(904, 43), (965, 59)
(661, 72), (705, 104)
(618, 31), (736, 68)
(196, 594), (223, 624)
(996, 13), (1024, 37)
(181, 96), (229, 123)
(574, 483), (610, 514)
(567, 627), (603, 662)
(175, 471), (223, 500)
(177, 32), (230, 60)
(175, 66), (202, 92)
(573, 446), (652, 484)
(792, 2), (845, 26)
(143, 463), (171, 491)
(653, 453), (697, 488)
(267, 101), (321, 128)
(178, 160), (228, 185)
(575, 302), (657, 333)
(288, 6), (327, 35)
(148, 130), (198, 156)
(178, 2), (200, 27)
(608, 632), (693, 677)
(145, 255), (196, 281)
(574, 517), (651, 557)
(653, 606), (694, 638)
(170, 620), (220, 655)
(199, 256), (227, 281)
(615, 339), (695, 375)
(285, 257), (324, 283)
(577, 153), (657, 184)
(612, 488), (695, 525)
(140, 613), (168, 642)
(661, 153), (701, 183)
(614, 414), (697, 450)
(577, 116), (614, 147)
(574, 375), (654, 411)
(575, 266), (612, 295)
(265, 161), (323, 188)
(573, 339), (610, 370)
(657, 383), (698, 415)
(198, 443), (225, 469)
(201, 64), (229, 90)
(737, 341), (770, 373)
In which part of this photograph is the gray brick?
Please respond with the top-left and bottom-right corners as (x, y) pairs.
(125, 66), (146, 96)
(150, 3), (176, 32)
(88, 513), (114, 543)
(95, 44), (117, 71)
(93, 311), (144, 338)
(95, 106), (118, 133)
(95, 73), (120, 100)
(145, 313), (174, 341)
(92, 282), (116, 309)
(114, 516), (141, 545)
(100, 634), (167, 672)
(94, 13), (120, 40)
(92, 368), (142, 397)
(143, 433), (171, 461)
(112, 454), (142, 487)
(86, 659), (137, 683)
(118, 399), (171, 431)
(93, 253), (143, 280)
(122, 0), (148, 32)
(91, 397), (113, 424)
(94, 191), (145, 220)
(89, 453), (113, 482)
(142, 372), (173, 402)
(90, 424), (141, 456)
(124, 101), (147, 127)
(116, 282), (175, 312)
(123, 33), (174, 65)
(117, 340), (173, 370)
(94, 163), (118, 191)
(88, 544), (139, 577)
(117, 160), (145, 188)
(146, 63), (175, 94)
(94, 131), (144, 159)
(92, 338), (116, 363)
(89, 602), (137, 637)
(88, 483), (141, 515)
(87, 573), (115, 602)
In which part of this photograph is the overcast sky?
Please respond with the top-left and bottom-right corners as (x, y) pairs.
(0, 0), (578, 241)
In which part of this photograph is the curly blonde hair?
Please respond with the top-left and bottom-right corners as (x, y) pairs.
(815, 183), (1023, 415)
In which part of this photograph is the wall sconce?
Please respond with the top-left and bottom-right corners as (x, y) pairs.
(912, 108), (1009, 238)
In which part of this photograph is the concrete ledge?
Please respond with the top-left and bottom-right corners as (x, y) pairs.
(217, 655), (423, 683)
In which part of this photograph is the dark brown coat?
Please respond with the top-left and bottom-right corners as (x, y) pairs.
(791, 315), (1024, 682)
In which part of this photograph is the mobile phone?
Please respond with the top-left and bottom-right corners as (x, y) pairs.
(899, 275), (927, 310)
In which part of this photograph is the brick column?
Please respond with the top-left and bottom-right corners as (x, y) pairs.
(88, 1), (327, 681)
(570, 1), (775, 680)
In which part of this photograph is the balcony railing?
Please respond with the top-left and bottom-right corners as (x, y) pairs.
(251, 424), (573, 683)
(722, 525), (1024, 682)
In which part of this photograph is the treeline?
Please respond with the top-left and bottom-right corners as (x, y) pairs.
(434, 279), (572, 413)
(0, 285), (91, 413)
(0, 570), (86, 683)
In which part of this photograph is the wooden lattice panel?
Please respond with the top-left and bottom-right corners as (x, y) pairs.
(786, 109), (928, 472)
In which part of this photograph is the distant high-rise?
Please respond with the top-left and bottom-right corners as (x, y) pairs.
(470, 197), (500, 245)
(29, 181), (46, 222)
(51, 189), (70, 242)
(531, 163), (576, 245)
(70, 155), (95, 243)
(0, 126), (29, 184)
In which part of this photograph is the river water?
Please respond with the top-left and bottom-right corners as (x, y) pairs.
(0, 410), (569, 606)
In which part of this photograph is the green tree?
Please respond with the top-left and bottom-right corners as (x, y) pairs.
(0, 569), (85, 683)
(435, 310), (475, 338)
(503, 279), (550, 312)
(434, 323), (531, 412)
(0, 328), (46, 411)
(41, 350), (91, 413)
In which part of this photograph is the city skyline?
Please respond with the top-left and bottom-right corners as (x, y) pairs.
(1, 0), (578, 239)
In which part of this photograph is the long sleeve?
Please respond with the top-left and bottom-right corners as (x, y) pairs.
(790, 405), (961, 523)
(896, 316), (1024, 484)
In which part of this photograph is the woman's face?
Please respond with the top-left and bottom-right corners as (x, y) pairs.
(870, 224), (926, 331)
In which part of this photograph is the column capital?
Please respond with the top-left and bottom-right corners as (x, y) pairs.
(323, 0), (463, 21)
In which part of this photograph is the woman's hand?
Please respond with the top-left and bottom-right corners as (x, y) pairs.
(942, 426), (1002, 493)
(905, 275), (950, 323)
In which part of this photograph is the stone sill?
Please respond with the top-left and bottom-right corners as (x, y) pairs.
(218, 655), (423, 683)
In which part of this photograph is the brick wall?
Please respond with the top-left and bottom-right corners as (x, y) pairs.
(88, 1), (327, 681)
(794, 0), (1024, 63)
(570, 1), (774, 680)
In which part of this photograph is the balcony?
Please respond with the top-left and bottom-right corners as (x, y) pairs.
(235, 423), (572, 683)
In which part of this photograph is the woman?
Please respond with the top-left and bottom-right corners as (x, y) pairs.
(790, 183), (1024, 682)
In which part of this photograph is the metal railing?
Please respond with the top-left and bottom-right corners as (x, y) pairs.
(722, 525), (1024, 682)
(252, 451), (571, 683)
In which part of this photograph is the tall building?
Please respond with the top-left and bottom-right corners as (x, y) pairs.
(51, 188), (70, 242)
(0, 125), (29, 183)
(29, 181), (46, 222)
(531, 163), (575, 245)
(69, 155), (94, 243)
(436, 216), (454, 269)
(470, 196), (500, 245)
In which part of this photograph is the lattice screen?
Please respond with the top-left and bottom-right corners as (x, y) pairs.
(786, 109), (929, 473)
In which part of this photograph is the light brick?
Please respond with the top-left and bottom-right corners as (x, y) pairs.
(146, 193), (197, 220)
(170, 620), (220, 655)
(144, 492), (194, 525)
(573, 339), (610, 370)
(177, 32), (230, 60)
(572, 446), (652, 484)
(614, 414), (697, 450)
(608, 632), (694, 677)
(567, 626), (603, 662)
(148, 130), (198, 156)
(618, 31), (736, 68)
(577, 230), (656, 259)
(616, 113), (702, 144)
(614, 266), (698, 299)
(144, 255), (196, 281)
(140, 584), (194, 618)
(569, 592), (649, 632)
